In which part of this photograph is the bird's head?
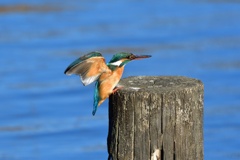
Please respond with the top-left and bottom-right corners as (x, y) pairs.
(108, 52), (151, 69)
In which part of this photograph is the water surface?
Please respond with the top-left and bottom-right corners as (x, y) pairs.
(0, 0), (240, 159)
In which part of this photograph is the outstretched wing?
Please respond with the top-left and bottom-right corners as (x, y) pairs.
(64, 51), (110, 86)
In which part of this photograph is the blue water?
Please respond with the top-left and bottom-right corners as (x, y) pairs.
(1, 0), (240, 159)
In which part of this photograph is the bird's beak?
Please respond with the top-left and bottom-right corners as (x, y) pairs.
(131, 55), (152, 60)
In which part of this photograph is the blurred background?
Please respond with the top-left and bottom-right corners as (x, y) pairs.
(0, 0), (240, 159)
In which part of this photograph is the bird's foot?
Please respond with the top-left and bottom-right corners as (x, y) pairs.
(112, 86), (123, 94)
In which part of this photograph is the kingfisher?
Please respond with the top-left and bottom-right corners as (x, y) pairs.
(64, 51), (151, 115)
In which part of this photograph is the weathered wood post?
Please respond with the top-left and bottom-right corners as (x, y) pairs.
(108, 76), (203, 160)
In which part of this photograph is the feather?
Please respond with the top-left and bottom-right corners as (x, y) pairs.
(81, 75), (99, 86)
(92, 81), (100, 116)
(64, 51), (102, 74)
(64, 51), (111, 86)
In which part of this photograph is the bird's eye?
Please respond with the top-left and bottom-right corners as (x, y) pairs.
(129, 54), (135, 59)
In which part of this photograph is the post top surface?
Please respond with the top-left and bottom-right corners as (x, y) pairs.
(118, 76), (203, 93)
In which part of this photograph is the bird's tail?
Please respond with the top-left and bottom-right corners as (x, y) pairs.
(92, 106), (97, 116)
(92, 103), (98, 116)
(92, 81), (100, 116)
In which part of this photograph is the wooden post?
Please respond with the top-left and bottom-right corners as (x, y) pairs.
(107, 76), (203, 160)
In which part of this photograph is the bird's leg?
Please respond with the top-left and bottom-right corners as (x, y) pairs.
(112, 86), (123, 94)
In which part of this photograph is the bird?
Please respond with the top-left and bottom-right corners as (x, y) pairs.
(64, 51), (151, 115)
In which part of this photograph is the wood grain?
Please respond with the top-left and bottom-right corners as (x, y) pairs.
(108, 76), (204, 160)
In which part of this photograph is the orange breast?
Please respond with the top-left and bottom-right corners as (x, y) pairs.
(97, 67), (124, 105)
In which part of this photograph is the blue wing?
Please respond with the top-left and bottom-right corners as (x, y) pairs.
(92, 81), (100, 116)
(64, 51), (102, 74)
(64, 51), (110, 86)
